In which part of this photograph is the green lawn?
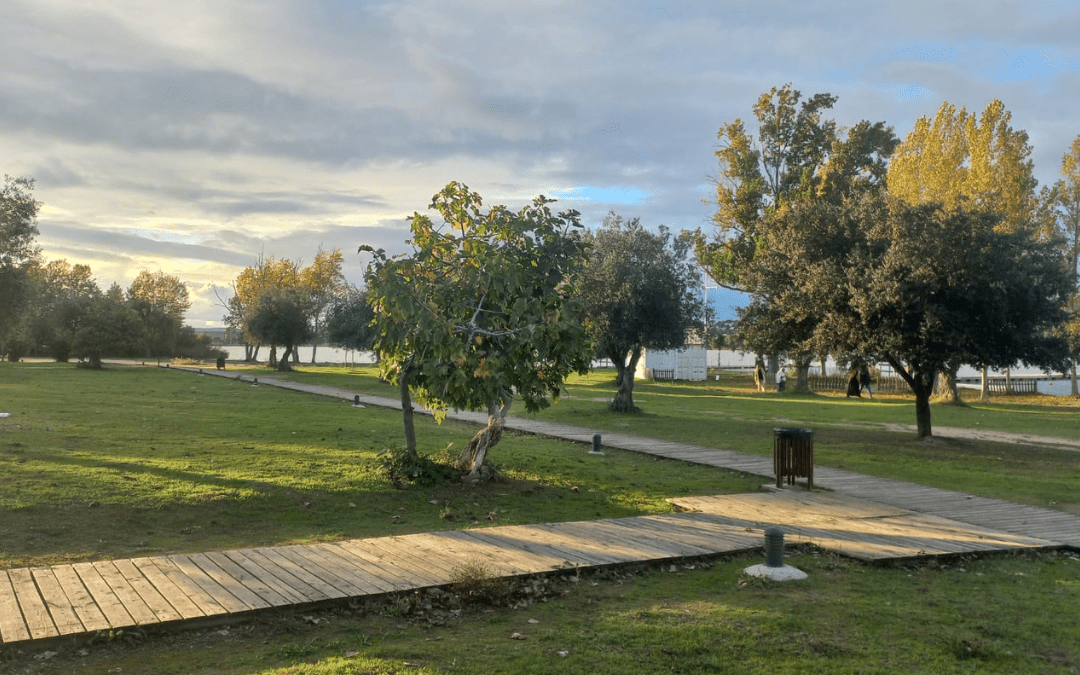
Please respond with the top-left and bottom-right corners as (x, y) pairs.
(2, 361), (1079, 675)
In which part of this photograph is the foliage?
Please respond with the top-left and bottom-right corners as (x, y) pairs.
(72, 284), (146, 368)
(301, 248), (347, 363)
(325, 286), (377, 354)
(224, 256), (302, 360)
(376, 446), (457, 487)
(739, 194), (1071, 437)
(578, 213), (704, 412)
(127, 270), (191, 359)
(0, 175), (41, 356)
(246, 288), (315, 371)
(24, 259), (101, 361)
(363, 182), (591, 478)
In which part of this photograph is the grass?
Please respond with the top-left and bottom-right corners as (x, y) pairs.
(226, 364), (1080, 516)
(3, 360), (1080, 674)
(0, 363), (759, 569)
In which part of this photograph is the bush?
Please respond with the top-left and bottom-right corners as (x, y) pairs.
(376, 446), (457, 487)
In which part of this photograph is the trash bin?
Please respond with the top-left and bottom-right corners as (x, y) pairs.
(774, 427), (814, 489)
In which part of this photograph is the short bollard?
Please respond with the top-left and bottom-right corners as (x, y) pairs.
(252, 378), (258, 387)
(765, 527), (785, 568)
(589, 433), (604, 455)
(353, 395), (363, 408)
(743, 526), (808, 581)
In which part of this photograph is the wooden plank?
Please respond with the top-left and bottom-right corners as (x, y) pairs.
(72, 563), (135, 629)
(366, 537), (460, 580)
(30, 567), (83, 635)
(440, 529), (587, 570)
(166, 555), (249, 614)
(515, 523), (634, 565)
(142, 557), (227, 618)
(0, 570), (32, 644)
(9, 568), (60, 641)
(331, 540), (444, 588)
(249, 547), (343, 599)
(50, 566), (110, 633)
(184, 553), (270, 611)
(219, 550), (311, 605)
(232, 549), (330, 603)
(130, 558), (205, 620)
(304, 542), (397, 596)
(111, 559), (183, 623)
(204, 552), (291, 607)
(262, 546), (361, 597)
(541, 521), (681, 560)
(330, 540), (444, 587)
(90, 561), (159, 626)
(8, 568), (58, 640)
(422, 531), (556, 575)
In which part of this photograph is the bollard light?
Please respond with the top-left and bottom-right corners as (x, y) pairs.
(742, 525), (808, 581)
(589, 433), (604, 455)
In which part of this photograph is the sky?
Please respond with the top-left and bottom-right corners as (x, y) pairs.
(4, 0), (1079, 326)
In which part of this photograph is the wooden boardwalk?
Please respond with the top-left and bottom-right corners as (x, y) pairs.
(4, 366), (1072, 647)
(1, 513), (767, 646)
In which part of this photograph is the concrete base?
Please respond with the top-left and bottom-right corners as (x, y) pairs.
(743, 564), (808, 581)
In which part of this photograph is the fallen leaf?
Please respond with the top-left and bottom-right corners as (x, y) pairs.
(557, 650), (569, 657)
(345, 651), (359, 658)
(510, 632), (526, 640)
(527, 619), (539, 624)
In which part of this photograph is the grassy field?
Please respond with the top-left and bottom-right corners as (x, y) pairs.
(227, 364), (1080, 516)
(2, 361), (1079, 674)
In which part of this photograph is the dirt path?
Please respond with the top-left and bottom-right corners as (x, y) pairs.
(821, 421), (1080, 450)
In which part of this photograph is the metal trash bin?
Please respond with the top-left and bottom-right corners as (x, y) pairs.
(774, 427), (814, 489)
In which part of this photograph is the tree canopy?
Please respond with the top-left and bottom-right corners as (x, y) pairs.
(1, 175), (42, 358)
(740, 194), (1071, 437)
(363, 182), (591, 480)
(579, 213), (704, 412)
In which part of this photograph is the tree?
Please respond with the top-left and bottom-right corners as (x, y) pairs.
(127, 270), (191, 359)
(73, 284), (145, 369)
(245, 288), (314, 372)
(301, 249), (346, 364)
(1, 176), (42, 358)
(325, 286), (377, 358)
(25, 259), (101, 361)
(1053, 135), (1080, 395)
(579, 214), (704, 412)
(224, 256), (302, 362)
(695, 85), (898, 390)
(742, 194), (1070, 437)
(364, 182), (591, 480)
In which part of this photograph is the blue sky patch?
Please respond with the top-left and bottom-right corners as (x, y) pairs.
(555, 186), (649, 204)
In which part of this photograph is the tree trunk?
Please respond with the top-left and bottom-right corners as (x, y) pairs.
(457, 390), (511, 481)
(276, 346), (294, 371)
(766, 353), (779, 385)
(819, 356), (827, 377)
(268, 345), (277, 369)
(793, 356), (811, 393)
(610, 347), (643, 412)
(399, 371), (417, 456)
(1071, 360), (1078, 397)
(887, 357), (935, 438)
(1005, 366), (1012, 394)
(311, 340), (318, 364)
(980, 365), (989, 402)
(933, 364), (961, 404)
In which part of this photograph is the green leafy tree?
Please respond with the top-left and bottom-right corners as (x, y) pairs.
(742, 194), (1070, 437)
(325, 286), (377, 359)
(364, 182), (590, 480)
(245, 288), (313, 372)
(26, 259), (101, 361)
(224, 256), (302, 363)
(1, 176), (42, 359)
(73, 284), (145, 369)
(1053, 135), (1080, 395)
(127, 270), (191, 359)
(888, 99), (1045, 400)
(579, 214), (704, 412)
(695, 85), (897, 390)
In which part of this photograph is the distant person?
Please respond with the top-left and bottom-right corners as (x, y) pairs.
(754, 361), (766, 392)
(846, 371), (861, 398)
(776, 369), (787, 393)
(860, 367), (873, 399)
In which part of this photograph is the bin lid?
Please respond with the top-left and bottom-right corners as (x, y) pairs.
(773, 427), (813, 440)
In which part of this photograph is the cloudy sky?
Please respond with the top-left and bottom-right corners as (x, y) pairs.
(4, 0), (1079, 326)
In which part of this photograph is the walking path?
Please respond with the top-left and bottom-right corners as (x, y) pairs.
(2, 366), (1078, 648)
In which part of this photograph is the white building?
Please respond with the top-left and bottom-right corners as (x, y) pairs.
(635, 345), (708, 381)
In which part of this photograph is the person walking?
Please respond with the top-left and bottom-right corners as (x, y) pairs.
(776, 368), (787, 393)
(860, 367), (874, 399)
